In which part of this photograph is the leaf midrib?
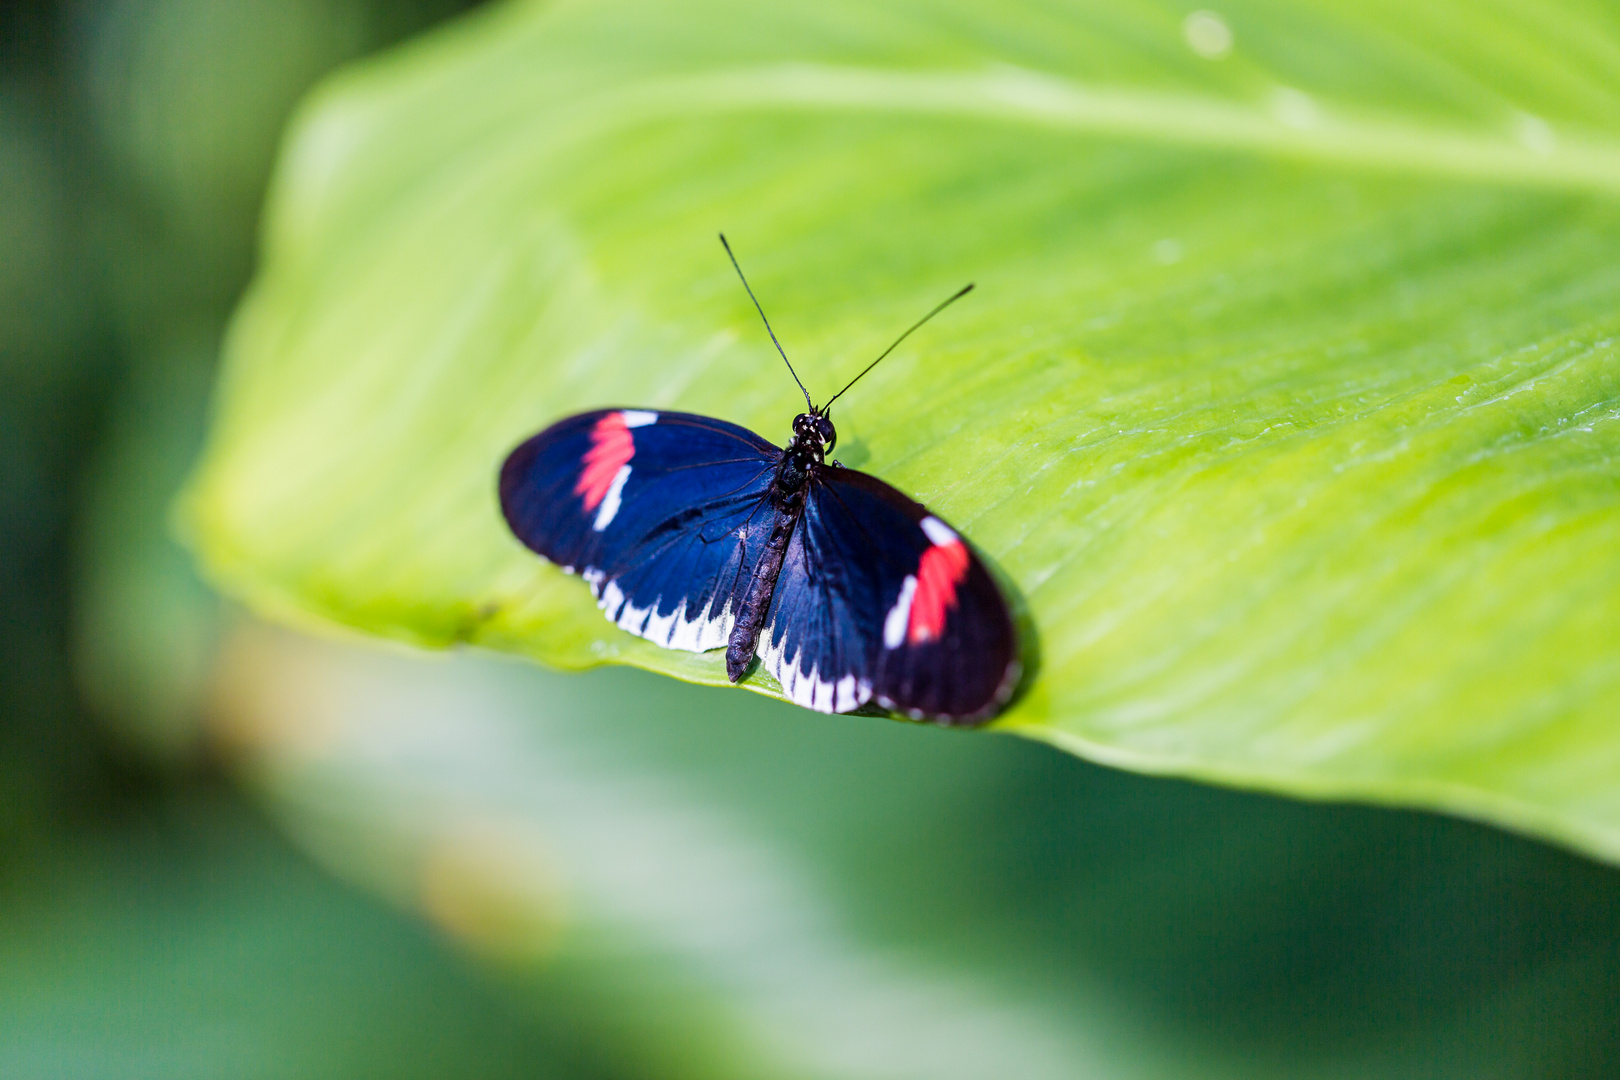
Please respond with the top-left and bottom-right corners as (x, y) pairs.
(601, 63), (1620, 195)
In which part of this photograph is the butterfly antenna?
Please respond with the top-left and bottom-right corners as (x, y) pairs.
(819, 283), (974, 412)
(720, 233), (814, 412)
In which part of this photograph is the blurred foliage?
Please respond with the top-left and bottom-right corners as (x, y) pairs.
(6, 0), (1620, 1077)
(0, 0), (484, 827)
(201, 623), (1620, 1079)
(0, 790), (617, 1080)
(1, 0), (624, 1076)
(180, 0), (1620, 859)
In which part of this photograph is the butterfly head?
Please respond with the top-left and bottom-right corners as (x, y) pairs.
(775, 411), (835, 494)
(792, 411), (837, 454)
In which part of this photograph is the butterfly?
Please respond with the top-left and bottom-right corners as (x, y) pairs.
(499, 236), (1019, 725)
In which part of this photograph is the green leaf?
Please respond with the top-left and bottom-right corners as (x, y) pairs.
(181, 0), (1620, 860)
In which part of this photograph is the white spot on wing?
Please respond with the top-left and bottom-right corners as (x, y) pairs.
(592, 464), (631, 531)
(919, 516), (957, 546)
(883, 575), (918, 650)
(620, 410), (658, 428)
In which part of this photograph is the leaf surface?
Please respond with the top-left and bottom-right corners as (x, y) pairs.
(183, 0), (1620, 859)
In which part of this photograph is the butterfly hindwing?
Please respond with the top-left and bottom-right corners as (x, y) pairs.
(758, 467), (1019, 723)
(500, 409), (780, 651)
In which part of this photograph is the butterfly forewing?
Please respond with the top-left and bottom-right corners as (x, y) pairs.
(500, 409), (780, 651)
(761, 468), (1019, 724)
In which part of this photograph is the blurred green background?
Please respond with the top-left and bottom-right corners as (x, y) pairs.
(4, 1), (1620, 1077)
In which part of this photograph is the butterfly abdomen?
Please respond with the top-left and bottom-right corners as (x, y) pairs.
(725, 506), (799, 681)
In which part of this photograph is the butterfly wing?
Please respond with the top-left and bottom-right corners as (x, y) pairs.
(500, 409), (780, 651)
(757, 467), (1019, 724)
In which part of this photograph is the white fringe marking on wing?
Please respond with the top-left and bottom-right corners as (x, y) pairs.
(600, 580), (625, 620)
(758, 623), (872, 715)
(587, 577), (734, 655)
(644, 604), (679, 647)
(616, 594), (652, 635)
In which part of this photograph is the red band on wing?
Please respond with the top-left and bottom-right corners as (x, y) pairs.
(907, 539), (970, 644)
(575, 412), (635, 511)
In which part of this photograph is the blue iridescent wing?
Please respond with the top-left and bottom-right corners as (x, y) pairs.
(758, 468), (1019, 724)
(500, 409), (779, 651)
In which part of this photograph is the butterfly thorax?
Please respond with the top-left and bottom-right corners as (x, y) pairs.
(773, 411), (835, 502)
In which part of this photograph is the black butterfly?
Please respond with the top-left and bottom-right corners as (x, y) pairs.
(499, 236), (1019, 724)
